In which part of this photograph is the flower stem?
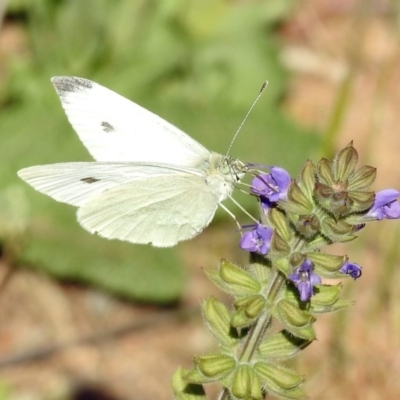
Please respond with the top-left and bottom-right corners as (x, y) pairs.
(217, 265), (286, 399)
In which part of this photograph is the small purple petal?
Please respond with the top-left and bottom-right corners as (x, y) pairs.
(270, 167), (291, 195)
(288, 259), (321, 302)
(340, 261), (362, 280)
(239, 224), (273, 255)
(251, 174), (271, 197)
(250, 167), (291, 204)
(367, 189), (400, 220)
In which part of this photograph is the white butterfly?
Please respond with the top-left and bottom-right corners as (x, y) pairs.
(18, 77), (247, 247)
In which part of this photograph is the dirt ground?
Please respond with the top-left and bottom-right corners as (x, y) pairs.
(1, 1), (400, 399)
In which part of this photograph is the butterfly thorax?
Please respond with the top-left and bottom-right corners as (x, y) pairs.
(200, 152), (246, 203)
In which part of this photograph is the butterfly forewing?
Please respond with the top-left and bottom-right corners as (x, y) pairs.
(51, 77), (210, 166)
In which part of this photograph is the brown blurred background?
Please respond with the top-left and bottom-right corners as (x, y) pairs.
(1, 1), (400, 399)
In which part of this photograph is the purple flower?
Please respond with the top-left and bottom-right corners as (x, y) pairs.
(366, 189), (400, 220)
(251, 167), (291, 209)
(340, 261), (362, 279)
(239, 224), (273, 255)
(288, 259), (321, 302)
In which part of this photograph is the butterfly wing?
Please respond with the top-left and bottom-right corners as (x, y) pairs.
(18, 162), (220, 247)
(51, 76), (210, 165)
(78, 174), (220, 247)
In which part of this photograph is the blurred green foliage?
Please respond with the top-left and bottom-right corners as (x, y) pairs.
(0, 0), (320, 302)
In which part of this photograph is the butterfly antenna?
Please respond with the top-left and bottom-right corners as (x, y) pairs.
(225, 81), (269, 157)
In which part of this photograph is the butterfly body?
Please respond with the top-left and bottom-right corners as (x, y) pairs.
(18, 77), (246, 247)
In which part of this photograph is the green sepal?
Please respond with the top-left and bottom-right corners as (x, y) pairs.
(234, 295), (266, 318)
(205, 261), (259, 296)
(285, 324), (316, 341)
(269, 207), (291, 242)
(283, 182), (313, 214)
(275, 300), (316, 340)
(194, 354), (236, 379)
(334, 142), (358, 182)
(348, 165), (376, 191)
(311, 298), (352, 314)
(231, 295), (265, 328)
(297, 160), (317, 199)
(306, 234), (332, 250)
(258, 330), (312, 359)
(316, 158), (334, 186)
(289, 252), (306, 267)
(264, 384), (307, 400)
(184, 368), (215, 385)
(231, 295), (266, 327)
(292, 213), (320, 238)
(275, 299), (315, 328)
(172, 366), (207, 400)
(320, 217), (357, 243)
(306, 252), (345, 274)
(231, 364), (262, 400)
(248, 260), (272, 283)
(310, 284), (341, 306)
(314, 183), (352, 215)
(254, 362), (304, 391)
(270, 230), (291, 257)
(219, 259), (261, 294)
(202, 297), (236, 347)
(274, 258), (291, 276)
(347, 190), (375, 213)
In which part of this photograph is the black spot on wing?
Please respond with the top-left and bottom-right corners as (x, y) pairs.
(101, 121), (114, 133)
(81, 177), (100, 184)
(52, 77), (93, 95)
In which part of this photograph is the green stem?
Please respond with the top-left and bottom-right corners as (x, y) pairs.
(239, 269), (285, 362)
(217, 267), (286, 400)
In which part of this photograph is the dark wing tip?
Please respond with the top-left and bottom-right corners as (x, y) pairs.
(51, 76), (93, 95)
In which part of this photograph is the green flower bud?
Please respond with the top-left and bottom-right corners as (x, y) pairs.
(306, 252), (345, 274)
(172, 366), (207, 399)
(231, 295), (266, 328)
(195, 354), (236, 379)
(232, 364), (262, 400)
(258, 330), (312, 359)
(310, 284), (341, 306)
(275, 300), (316, 340)
(254, 362), (304, 390)
(235, 295), (266, 318)
(184, 368), (214, 385)
(275, 299), (315, 328)
(202, 297), (236, 346)
(219, 260), (261, 294)
(311, 298), (352, 314)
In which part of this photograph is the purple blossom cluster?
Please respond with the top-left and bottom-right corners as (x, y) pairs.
(239, 166), (400, 302)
